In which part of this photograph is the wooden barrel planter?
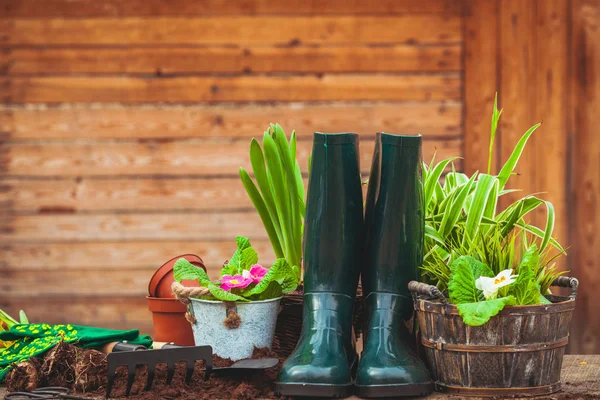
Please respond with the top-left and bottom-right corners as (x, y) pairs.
(408, 276), (579, 397)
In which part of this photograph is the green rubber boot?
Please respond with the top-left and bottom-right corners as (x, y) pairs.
(275, 132), (363, 398)
(355, 133), (434, 398)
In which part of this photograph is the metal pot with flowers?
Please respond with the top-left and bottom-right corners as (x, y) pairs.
(171, 236), (299, 361)
(409, 95), (578, 396)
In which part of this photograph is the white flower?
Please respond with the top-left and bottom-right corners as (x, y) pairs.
(475, 269), (518, 300)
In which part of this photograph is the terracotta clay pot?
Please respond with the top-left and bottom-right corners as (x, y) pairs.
(147, 254), (207, 346)
(147, 296), (195, 346)
(148, 254), (206, 298)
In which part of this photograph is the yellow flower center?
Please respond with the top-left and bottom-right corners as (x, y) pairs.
(494, 276), (506, 284)
(230, 279), (239, 284)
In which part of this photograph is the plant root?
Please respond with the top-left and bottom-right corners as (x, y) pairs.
(6, 357), (42, 392)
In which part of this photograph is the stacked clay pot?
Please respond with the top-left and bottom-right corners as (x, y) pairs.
(147, 254), (206, 346)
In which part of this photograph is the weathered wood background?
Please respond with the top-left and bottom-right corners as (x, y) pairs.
(0, 0), (598, 354)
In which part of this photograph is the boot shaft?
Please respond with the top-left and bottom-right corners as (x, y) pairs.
(303, 132), (363, 297)
(363, 133), (424, 308)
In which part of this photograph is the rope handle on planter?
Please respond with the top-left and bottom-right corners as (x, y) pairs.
(171, 281), (209, 325)
(551, 276), (579, 300)
(171, 282), (241, 329)
(408, 281), (448, 305)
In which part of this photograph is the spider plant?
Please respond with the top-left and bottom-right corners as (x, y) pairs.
(240, 124), (305, 280)
(422, 94), (567, 292)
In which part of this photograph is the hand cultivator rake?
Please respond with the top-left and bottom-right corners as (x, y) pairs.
(105, 344), (278, 397)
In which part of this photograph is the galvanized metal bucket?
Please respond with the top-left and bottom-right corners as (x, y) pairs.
(188, 297), (281, 361)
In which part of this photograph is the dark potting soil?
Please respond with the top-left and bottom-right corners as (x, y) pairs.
(105, 346), (284, 400)
(6, 342), (285, 400)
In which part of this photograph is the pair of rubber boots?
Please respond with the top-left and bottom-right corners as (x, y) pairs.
(274, 132), (434, 398)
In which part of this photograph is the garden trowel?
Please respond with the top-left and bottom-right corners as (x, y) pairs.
(104, 343), (278, 397)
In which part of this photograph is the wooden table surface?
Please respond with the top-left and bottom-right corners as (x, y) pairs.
(1, 355), (598, 399)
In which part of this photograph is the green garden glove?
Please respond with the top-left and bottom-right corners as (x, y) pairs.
(0, 323), (152, 381)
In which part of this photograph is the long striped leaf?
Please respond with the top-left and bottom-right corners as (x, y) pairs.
(425, 225), (446, 247)
(464, 174), (497, 240)
(239, 168), (284, 258)
(483, 179), (499, 219)
(433, 180), (445, 209)
(540, 201), (555, 252)
(500, 200), (524, 238)
(439, 174), (477, 238)
(424, 158), (460, 210)
(497, 123), (541, 190)
(488, 93), (503, 175)
(516, 221), (566, 254)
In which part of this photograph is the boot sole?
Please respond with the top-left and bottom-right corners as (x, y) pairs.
(354, 381), (435, 398)
(275, 382), (353, 398)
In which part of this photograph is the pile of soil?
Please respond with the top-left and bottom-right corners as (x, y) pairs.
(6, 342), (285, 400)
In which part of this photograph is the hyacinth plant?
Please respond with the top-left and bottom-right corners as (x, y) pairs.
(239, 124), (304, 281)
(173, 236), (298, 302)
(422, 94), (567, 326)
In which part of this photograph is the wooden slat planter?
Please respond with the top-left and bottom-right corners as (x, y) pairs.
(409, 277), (578, 397)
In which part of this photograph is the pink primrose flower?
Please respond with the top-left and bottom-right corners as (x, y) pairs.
(242, 264), (268, 283)
(220, 274), (253, 291)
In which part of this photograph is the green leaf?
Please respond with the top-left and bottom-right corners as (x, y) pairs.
(488, 92), (503, 175)
(448, 256), (494, 304)
(464, 174), (498, 240)
(289, 130), (297, 163)
(457, 296), (515, 326)
(245, 258), (298, 297)
(249, 280), (283, 301)
(19, 311), (29, 325)
(499, 200), (525, 238)
(439, 174), (477, 238)
(173, 258), (211, 285)
(239, 168), (284, 259)
(264, 133), (298, 267)
(497, 123), (541, 190)
(249, 138), (284, 248)
(207, 282), (248, 302)
(425, 225), (446, 247)
(516, 222), (567, 254)
(424, 158), (460, 210)
(0, 309), (18, 327)
(540, 201), (555, 252)
(483, 178), (499, 219)
(239, 247), (259, 272)
(511, 245), (542, 305)
(223, 236), (252, 276)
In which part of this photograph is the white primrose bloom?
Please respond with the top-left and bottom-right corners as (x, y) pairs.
(475, 269), (518, 300)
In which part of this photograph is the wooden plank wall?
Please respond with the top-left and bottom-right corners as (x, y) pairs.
(465, 0), (600, 354)
(0, 1), (463, 334)
(1, 0), (599, 355)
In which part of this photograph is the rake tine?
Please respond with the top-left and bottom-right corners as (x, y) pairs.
(166, 361), (175, 385)
(125, 364), (137, 397)
(105, 358), (118, 398)
(185, 359), (195, 384)
(145, 362), (156, 391)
